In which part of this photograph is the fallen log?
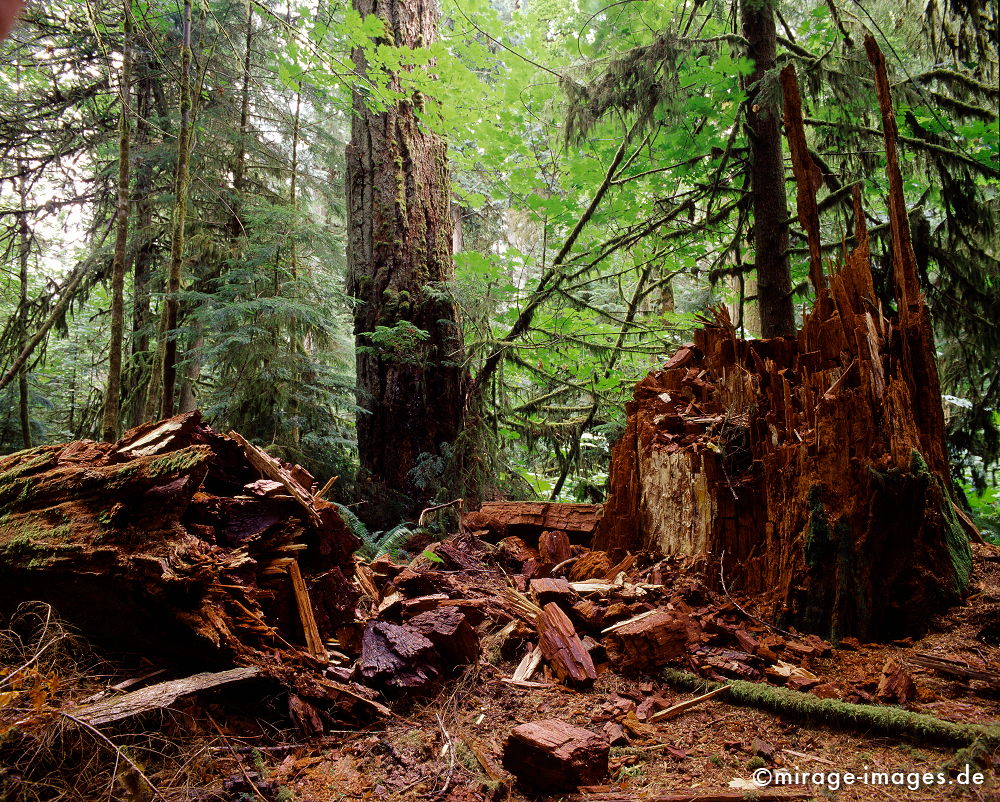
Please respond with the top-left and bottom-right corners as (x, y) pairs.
(0, 412), (359, 665)
(72, 667), (262, 726)
(906, 652), (1000, 686)
(467, 502), (602, 543)
(661, 669), (1000, 747)
(572, 791), (813, 802)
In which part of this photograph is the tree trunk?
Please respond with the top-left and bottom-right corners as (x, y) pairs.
(157, 0), (194, 420)
(101, 3), (132, 442)
(178, 330), (203, 413)
(16, 164), (31, 449)
(594, 44), (973, 641)
(228, 0), (252, 245)
(287, 60), (303, 448)
(127, 70), (155, 428)
(741, 0), (794, 338)
(346, 0), (466, 501)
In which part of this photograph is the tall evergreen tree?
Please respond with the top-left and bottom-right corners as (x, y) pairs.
(346, 0), (467, 504)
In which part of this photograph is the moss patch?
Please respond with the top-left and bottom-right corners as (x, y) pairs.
(803, 484), (833, 569)
(0, 446), (58, 483)
(940, 479), (973, 596)
(144, 447), (209, 479)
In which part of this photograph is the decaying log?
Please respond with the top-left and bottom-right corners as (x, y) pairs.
(661, 669), (1000, 747)
(594, 49), (973, 640)
(358, 621), (440, 691)
(0, 412), (359, 662)
(407, 607), (480, 664)
(536, 602), (597, 686)
(468, 502), (602, 543)
(905, 652), (1000, 686)
(572, 791), (813, 802)
(502, 719), (609, 792)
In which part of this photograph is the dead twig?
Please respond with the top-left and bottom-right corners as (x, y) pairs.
(418, 498), (463, 528)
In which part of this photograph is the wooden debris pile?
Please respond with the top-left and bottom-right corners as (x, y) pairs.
(361, 510), (849, 705)
(0, 412), (364, 695)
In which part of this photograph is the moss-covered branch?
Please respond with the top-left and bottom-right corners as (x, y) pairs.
(662, 669), (1000, 748)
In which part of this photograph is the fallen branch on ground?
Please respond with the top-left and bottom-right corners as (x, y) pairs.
(661, 668), (1000, 747)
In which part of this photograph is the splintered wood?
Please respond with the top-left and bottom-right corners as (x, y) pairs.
(0, 411), (358, 665)
(603, 610), (693, 673)
(594, 45), (975, 641)
(536, 602), (597, 686)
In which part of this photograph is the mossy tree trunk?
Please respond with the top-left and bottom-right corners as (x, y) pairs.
(346, 0), (466, 504)
(150, 0), (193, 421)
(16, 163), (31, 449)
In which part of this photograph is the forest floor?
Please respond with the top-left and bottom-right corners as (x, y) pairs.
(3, 534), (998, 802)
(220, 541), (1000, 802)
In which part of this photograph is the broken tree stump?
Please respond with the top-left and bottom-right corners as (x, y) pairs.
(502, 719), (609, 792)
(593, 50), (973, 641)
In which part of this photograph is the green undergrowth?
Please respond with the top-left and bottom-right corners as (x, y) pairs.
(334, 502), (419, 560)
(662, 668), (1000, 748)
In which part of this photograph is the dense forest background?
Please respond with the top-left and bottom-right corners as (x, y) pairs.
(0, 0), (997, 535)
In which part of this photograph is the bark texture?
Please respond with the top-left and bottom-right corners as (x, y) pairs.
(741, 0), (795, 338)
(594, 45), (973, 641)
(101, 3), (132, 442)
(0, 412), (359, 662)
(346, 0), (466, 499)
(157, 0), (193, 419)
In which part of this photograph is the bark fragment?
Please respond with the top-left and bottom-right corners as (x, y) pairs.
(502, 719), (609, 792)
